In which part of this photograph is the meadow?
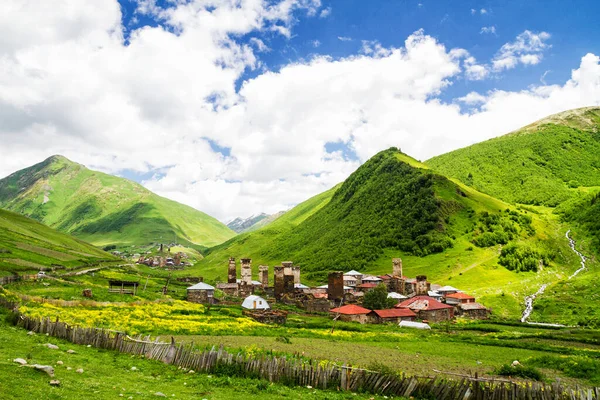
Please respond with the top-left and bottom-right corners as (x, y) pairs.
(0, 308), (388, 400)
(6, 282), (600, 389)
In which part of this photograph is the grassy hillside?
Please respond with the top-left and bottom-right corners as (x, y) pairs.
(0, 209), (117, 277)
(426, 107), (600, 206)
(0, 156), (235, 249)
(190, 149), (579, 319)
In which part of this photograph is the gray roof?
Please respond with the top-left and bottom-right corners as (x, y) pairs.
(216, 283), (239, 289)
(460, 302), (488, 310)
(344, 270), (363, 276)
(187, 282), (215, 290)
(437, 285), (460, 292)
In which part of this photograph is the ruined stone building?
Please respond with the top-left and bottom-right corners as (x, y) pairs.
(186, 282), (215, 304)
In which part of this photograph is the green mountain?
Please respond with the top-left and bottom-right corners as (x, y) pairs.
(426, 107), (600, 206)
(192, 149), (578, 323)
(0, 156), (235, 249)
(0, 208), (117, 277)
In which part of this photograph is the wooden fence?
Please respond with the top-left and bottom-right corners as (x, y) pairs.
(2, 299), (599, 399)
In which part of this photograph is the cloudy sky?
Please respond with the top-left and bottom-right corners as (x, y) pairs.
(1, 0), (600, 223)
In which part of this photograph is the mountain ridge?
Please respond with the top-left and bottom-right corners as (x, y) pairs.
(0, 155), (235, 249)
(426, 106), (600, 206)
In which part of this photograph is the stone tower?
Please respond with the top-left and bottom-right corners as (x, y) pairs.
(274, 266), (285, 300)
(292, 266), (301, 284)
(241, 258), (252, 284)
(258, 265), (269, 286)
(227, 257), (236, 284)
(393, 258), (403, 277)
(416, 275), (429, 296)
(328, 271), (344, 301)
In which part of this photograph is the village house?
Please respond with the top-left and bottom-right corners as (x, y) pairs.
(427, 290), (443, 301)
(369, 308), (416, 324)
(361, 275), (383, 285)
(357, 282), (378, 292)
(387, 292), (407, 301)
(343, 270), (363, 287)
(395, 295), (454, 322)
(330, 304), (371, 324)
(445, 292), (476, 305)
(436, 286), (460, 297)
(186, 282), (215, 304)
(456, 302), (491, 319)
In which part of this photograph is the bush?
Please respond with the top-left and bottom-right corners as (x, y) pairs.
(362, 284), (397, 310)
(495, 363), (544, 381)
(498, 244), (547, 272)
(530, 356), (600, 383)
(367, 361), (399, 378)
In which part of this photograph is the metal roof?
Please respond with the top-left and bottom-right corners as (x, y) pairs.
(186, 282), (215, 290)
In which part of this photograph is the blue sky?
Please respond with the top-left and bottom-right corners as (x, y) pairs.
(114, 0), (600, 165)
(2, 0), (599, 221)
(118, 0), (600, 100)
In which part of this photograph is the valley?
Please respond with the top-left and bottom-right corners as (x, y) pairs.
(2, 107), (600, 398)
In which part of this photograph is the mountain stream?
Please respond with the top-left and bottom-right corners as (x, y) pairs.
(519, 230), (586, 326)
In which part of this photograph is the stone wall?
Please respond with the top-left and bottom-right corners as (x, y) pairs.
(187, 289), (214, 304)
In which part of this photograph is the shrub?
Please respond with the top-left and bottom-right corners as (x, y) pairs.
(495, 363), (544, 381)
(367, 361), (399, 378)
(498, 244), (547, 272)
(362, 284), (397, 310)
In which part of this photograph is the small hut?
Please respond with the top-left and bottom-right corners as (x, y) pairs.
(242, 295), (270, 310)
(186, 282), (215, 304)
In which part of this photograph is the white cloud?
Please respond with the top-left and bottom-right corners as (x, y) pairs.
(319, 7), (331, 18)
(0, 2), (599, 223)
(337, 36), (352, 41)
(457, 92), (487, 105)
(493, 30), (551, 71)
(480, 8), (488, 14)
(311, 39), (321, 48)
(463, 56), (490, 80)
(471, 8), (476, 15)
(480, 26), (496, 35)
(249, 37), (270, 52)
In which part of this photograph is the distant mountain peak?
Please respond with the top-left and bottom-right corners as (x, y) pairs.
(227, 212), (275, 233)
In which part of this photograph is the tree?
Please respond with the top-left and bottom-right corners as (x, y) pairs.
(362, 283), (397, 310)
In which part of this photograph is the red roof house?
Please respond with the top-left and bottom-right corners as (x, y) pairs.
(395, 295), (454, 322)
(357, 283), (377, 291)
(369, 308), (416, 323)
(330, 304), (371, 315)
(330, 304), (371, 323)
(445, 292), (475, 305)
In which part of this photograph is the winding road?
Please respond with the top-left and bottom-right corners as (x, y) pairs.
(519, 230), (586, 325)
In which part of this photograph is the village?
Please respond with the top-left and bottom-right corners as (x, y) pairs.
(183, 257), (490, 327)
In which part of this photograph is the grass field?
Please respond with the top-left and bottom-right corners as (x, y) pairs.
(0, 209), (118, 276)
(0, 308), (389, 400)
(6, 286), (600, 388)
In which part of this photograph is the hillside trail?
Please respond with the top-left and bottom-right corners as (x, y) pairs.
(520, 230), (586, 326)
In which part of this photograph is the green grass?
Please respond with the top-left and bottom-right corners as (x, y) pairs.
(0, 209), (118, 276)
(0, 155), (235, 248)
(426, 107), (600, 206)
(0, 309), (388, 400)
